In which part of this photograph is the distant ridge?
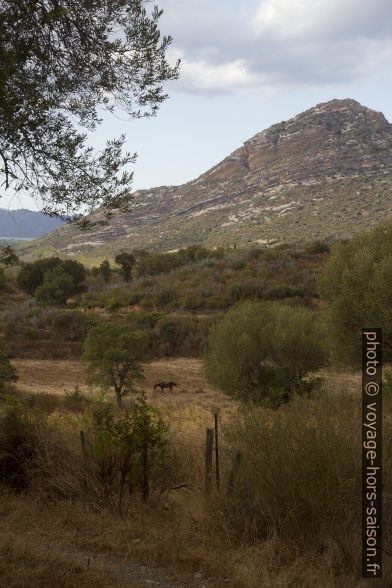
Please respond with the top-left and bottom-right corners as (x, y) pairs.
(0, 208), (65, 239)
(23, 98), (392, 255)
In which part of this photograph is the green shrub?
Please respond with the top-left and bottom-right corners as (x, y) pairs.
(127, 311), (162, 330)
(24, 327), (39, 340)
(205, 294), (232, 310)
(127, 291), (144, 306)
(0, 352), (18, 392)
(305, 240), (330, 254)
(155, 288), (178, 307)
(18, 257), (85, 298)
(180, 293), (205, 311)
(204, 301), (326, 405)
(263, 284), (303, 300)
(0, 403), (39, 489)
(51, 311), (98, 340)
(36, 266), (76, 305)
(106, 297), (120, 311)
(230, 259), (246, 271)
(318, 219), (392, 366)
(230, 282), (263, 302)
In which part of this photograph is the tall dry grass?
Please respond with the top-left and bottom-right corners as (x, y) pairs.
(0, 388), (391, 586)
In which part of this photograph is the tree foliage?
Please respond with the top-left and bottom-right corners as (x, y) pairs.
(0, 351), (18, 391)
(204, 301), (326, 406)
(0, 246), (19, 269)
(115, 252), (136, 282)
(97, 260), (112, 283)
(36, 265), (76, 305)
(17, 256), (85, 302)
(318, 220), (392, 366)
(0, 1), (179, 215)
(82, 323), (151, 406)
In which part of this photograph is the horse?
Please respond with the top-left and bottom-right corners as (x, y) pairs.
(153, 381), (177, 394)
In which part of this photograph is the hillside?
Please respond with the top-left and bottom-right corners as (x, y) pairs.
(0, 208), (65, 239)
(23, 98), (392, 256)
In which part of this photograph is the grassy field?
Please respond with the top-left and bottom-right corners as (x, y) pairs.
(12, 357), (236, 413)
(2, 357), (391, 586)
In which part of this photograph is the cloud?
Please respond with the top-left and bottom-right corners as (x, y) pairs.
(168, 50), (262, 93)
(159, 0), (392, 94)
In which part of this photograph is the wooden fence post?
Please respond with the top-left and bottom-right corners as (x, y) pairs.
(205, 428), (214, 496)
(214, 413), (220, 490)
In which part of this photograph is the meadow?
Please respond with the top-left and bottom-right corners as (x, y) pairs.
(0, 236), (390, 587)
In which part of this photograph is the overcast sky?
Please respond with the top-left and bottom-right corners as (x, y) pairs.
(6, 0), (392, 211)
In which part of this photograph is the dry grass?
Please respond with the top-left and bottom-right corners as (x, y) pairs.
(2, 358), (389, 587)
(12, 357), (238, 414)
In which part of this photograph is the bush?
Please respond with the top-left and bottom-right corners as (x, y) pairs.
(0, 352), (18, 392)
(221, 395), (367, 554)
(17, 257), (85, 297)
(0, 403), (39, 489)
(305, 240), (330, 254)
(127, 311), (162, 330)
(204, 301), (326, 405)
(24, 327), (39, 340)
(205, 294), (232, 310)
(230, 282), (263, 302)
(85, 395), (168, 505)
(127, 291), (144, 306)
(17, 257), (62, 295)
(180, 293), (205, 311)
(36, 266), (76, 305)
(263, 284), (303, 300)
(318, 219), (392, 366)
(105, 297), (120, 311)
(155, 288), (178, 307)
(51, 311), (98, 341)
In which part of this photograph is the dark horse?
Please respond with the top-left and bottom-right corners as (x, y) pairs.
(153, 381), (177, 394)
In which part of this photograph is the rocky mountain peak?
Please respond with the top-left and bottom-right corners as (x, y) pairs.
(25, 98), (392, 255)
(204, 98), (391, 183)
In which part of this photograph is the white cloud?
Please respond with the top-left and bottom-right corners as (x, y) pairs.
(159, 0), (392, 94)
(169, 50), (261, 93)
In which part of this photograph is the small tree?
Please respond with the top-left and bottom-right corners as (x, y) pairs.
(0, 246), (19, 269)
(82, 324), (150, 407)
(98, 260), (112, 284)
(36, 266), (75, 305)
(204, 301), (326, 406)
(115, 252), (136, 282)
(17, 256), (85, 298)
(318, 219), (392, 366)
(17, 257), (62, 295)
(0, 352), (19, 392)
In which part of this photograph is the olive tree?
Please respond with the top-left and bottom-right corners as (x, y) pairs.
(204, 301), (326, 406)
(0, 1), (179, 215)
(318, 220), (392, 367)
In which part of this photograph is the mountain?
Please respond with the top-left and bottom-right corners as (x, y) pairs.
(23, 98), (392, 255)
(0, 209), (65, 239)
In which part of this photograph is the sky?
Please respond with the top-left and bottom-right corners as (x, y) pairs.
(5, 0), (392, 211)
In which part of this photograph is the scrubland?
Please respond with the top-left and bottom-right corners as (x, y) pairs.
(1, 358), (389, 587)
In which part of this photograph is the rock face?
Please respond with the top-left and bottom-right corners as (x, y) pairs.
(27, 98), (392, 255)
